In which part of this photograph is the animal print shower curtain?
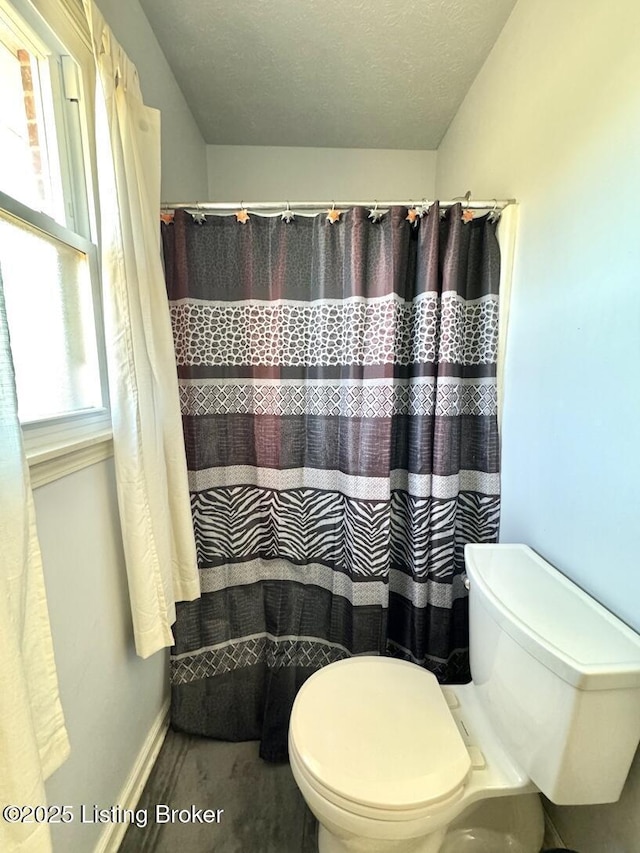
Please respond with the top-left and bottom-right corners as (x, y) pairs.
(162, 203), (501, 760)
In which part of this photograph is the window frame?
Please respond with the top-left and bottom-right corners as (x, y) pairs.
(0, 0), (113, 487)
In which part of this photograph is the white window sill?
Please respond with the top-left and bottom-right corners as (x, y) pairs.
(28, 431), (114, 489)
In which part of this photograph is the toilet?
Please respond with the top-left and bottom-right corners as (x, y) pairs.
(288, 544), (640, 853)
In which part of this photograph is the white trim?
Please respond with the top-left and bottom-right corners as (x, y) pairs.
(0, 0), (50, 56)
(29, 431), (113, 488)
(93, 699), (170, 853)
(26, 0), (91, 52)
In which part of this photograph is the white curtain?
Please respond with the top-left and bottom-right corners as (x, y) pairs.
(84, 1), (200, 658)
(0, 276), (70, 853)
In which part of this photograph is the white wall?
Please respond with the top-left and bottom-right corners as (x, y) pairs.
(40, 462), (167, 852)
(95, 0), (208, 200)
(207, 145), (437, 201)
(436, 1), (640, 849)
(437, 0), (640, 633)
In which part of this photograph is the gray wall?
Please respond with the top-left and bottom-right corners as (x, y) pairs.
(207, 145), (437, 201)
(436, 0), (640, 849)
(41, 463), (167, 853)
(95, 0), (208, 200)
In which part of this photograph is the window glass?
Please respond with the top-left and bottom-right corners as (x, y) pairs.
(0, 208), (103, 423)
(0, 12), (65, 222)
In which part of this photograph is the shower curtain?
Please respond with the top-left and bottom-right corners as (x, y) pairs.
(162, 203), (501, 760)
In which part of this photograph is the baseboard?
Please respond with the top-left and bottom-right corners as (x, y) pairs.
(542, 805), (566, 849)
(94, 699), (170, 853)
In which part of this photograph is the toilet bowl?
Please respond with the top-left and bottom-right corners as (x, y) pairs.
(288, 656), (542, 853)
(288, 544), (640, 853)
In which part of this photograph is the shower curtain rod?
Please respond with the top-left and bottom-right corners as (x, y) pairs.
(160, 198), (516, 212)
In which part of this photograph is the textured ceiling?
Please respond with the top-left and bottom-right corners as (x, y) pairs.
(139, 0), (517, 150)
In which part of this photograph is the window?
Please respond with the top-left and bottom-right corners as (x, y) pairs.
(0, 0), (111, 485)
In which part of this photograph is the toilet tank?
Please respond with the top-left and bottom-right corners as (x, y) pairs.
(464, 544), (640, 805)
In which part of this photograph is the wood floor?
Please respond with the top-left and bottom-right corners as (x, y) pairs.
(120, 729), (559, 853)
(119, 730), (318, 853)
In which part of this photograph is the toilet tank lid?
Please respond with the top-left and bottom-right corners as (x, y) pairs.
(465, 544), (640, 690)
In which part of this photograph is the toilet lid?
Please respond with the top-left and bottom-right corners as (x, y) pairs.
(290, 656), (471, 811)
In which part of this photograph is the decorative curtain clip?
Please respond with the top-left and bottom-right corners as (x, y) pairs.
(419, 199), (432, 217)
(461, 190), (475, 223)
(160, 211), (174, 225)
(326, 203), (341, 224)
(236, 203), (250, 224)
(281, 201), (295, 223)
(368, 202), (384, 223)
(406, 203), (420, 225)
(192, 203), (207, 224)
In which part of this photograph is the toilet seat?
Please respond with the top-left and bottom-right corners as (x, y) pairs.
(289, 656), (472, 819)
(289, 730), (467, 824)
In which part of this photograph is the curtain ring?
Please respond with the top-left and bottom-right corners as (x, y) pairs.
(281, 201), (295, 223)
(488, 199), (501, 224)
